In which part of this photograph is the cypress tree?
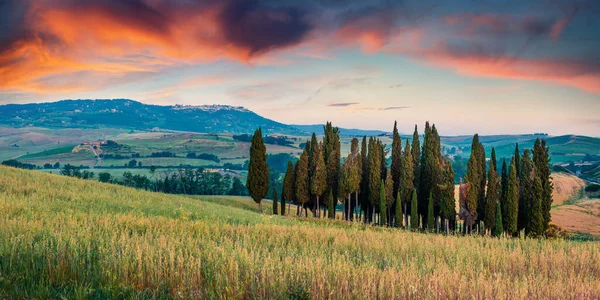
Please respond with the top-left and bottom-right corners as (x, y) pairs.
(418, 122), (432, 223)
(514, 143), (521, 178)
(505, 157), (519, 235)
(282, 161), (296, 216)
(519, 149), (534, 232)
(493, 201), (503, 237)
(324, 122), (341, 206)
(401, 140), (415, 227)
(368, 138), (381, 223)
(534, 139), (553, 232)
(527, 176), (544, 237)
(246, 128), (269, 213)
(391, 121), (402, 202)
(385, 170), (394, 226)
(464, 134), (481, 232)
(440, 162), (456, 232)
(295, 147), (310, 217)
(410, 189), (419, 230)
(411, 125), (420, 194)
(477, 142), (487, 226)
(310, 141), (327, 217)
(351, 138), (362, 221)
(500, 159), (508, 229)
(380, 180), (387, 226)
(427, 192), (434, 231)
(484, 148), (500, 233)
(272, 187), (278, 215)
(360, 136), (369, 222)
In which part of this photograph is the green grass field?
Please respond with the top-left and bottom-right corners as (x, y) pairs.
(1, 165), (599, 299)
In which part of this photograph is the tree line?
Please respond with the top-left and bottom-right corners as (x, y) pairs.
(246, 122), (554, 237)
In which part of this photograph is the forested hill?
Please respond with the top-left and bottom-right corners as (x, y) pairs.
(0, 99), (295, 134)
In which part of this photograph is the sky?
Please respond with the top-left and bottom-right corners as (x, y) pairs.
(1, 0), (599, 136)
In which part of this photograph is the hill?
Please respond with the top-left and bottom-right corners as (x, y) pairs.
(1, 165), (599, 298)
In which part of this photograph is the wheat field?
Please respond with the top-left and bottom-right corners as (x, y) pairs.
(1, 166), (599, 299)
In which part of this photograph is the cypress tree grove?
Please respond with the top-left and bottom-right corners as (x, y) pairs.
(440, 162), (456, 233)
(380, 180), (387, 226)
(246, 128), (269, 213)
(272, 187), (278, 215)
(484, 148), (500, 234)
(410, 189), (419, 230)
(505, 157), (519, 235)
(310, 141), (327, 217)
(295, 147), (310, 217)
(401, 140), (415, 227)
(493, 201), (504, 237)
(391, 121), (402, 203)
(427, 192), (435, 231)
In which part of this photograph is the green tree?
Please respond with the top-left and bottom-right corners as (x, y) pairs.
(519, 150), (534, 232)
(379, 180), (387, 226)
(400, 140), (415, 227)
(493, 201), (504, 237)
(439, 162), (456, 233)
(410, 189), (419, 230)
(427, 192), (434, 231)
(411, 125), (420, 196)
(360, 136), (369, 222)
(418, 122), (432, 223)
(391, 121), (402, 202)
(246, 128), (269, 213)
(295, 147), (310, 217)
(463, 134), (482, 233)
(534, 139), (553, 232)
(500, 159), (508, 229)
(282, 161), (296, 216)
(484, 148), (500, 234)
(272, 187), (278, 215)
(385, 170), (394, 226)
(395, 190), (402, 227)
(341, 138), (362, 220)
(324, 122), (341, 208)
(368, 138), (382, 223)
(310, 141), (327, 217)
(527, 176), (544, 237)
(505, 157), (519, 235)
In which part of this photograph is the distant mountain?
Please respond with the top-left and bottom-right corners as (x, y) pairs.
(291, 124), (388, 136)
(0, 99), (297, 134)
(0, 99), (391, 136)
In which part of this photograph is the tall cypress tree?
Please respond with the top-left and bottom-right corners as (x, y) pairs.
(484, 148), (499, 233)
(440, 162), (456, 232)
(464, 134), (481, 232)
(418, 122), (432, 225)
(295, 147), (310, 217)
(310, 141), (327, 217)
(519, 149), (534, 232)
(514, 143), (521, 179)
(380, 180), (387, 226)
(534, 139), (553, 232)
(500, 159), (508, 229)
(323, 122), (341, 207)
(247, 128), (269, 213)
(410, 189), (419, 230)
(493, 201), (504, 237)
(282, 160), (296, 216)
(385, 170), (394, 226)
(411, 125), (421, 200)
(505, 157), (519, 235)
(401, 140), (415, 227)
(477, 142), (487, 226)
(360, 136), (370, 222)
(527, 176), (544, 238)
(391, 121), (402, 203)
(368, 138), (381, 223)
(272, 187), (278, 215)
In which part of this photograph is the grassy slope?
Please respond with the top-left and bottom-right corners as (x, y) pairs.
(1, 166), (599, 299)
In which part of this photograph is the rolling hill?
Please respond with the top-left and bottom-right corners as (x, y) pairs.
(1, 165), (599, 298)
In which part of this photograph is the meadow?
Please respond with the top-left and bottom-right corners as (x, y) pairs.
(1, 165), (599, 299)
